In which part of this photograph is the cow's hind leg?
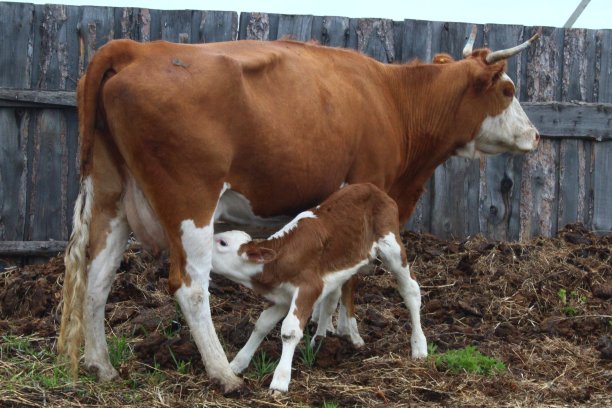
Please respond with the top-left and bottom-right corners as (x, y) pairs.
(378, 233), (427, 358)
(83, 205), (128, 380)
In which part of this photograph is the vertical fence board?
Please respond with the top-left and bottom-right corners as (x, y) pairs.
(0, 3), (35, 89)
(0, 110), (27, 241)
(277, 14), (314, 41)
(199, 11), (238, 43)
(479, 24), (528, 240)
(520, 27), (564, 239)
(592, 30), (612, 232)
(311, 16), (349, 47)
(429, 23), (482, 239)
(352, 19), (396, 62)
(26, 110), (67, 240)
(558, 29), (597, 230)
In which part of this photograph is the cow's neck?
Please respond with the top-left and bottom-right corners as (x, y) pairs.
(386, 62), (477, 222)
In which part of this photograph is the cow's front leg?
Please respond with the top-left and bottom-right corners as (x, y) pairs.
(173, 219), (243, 394)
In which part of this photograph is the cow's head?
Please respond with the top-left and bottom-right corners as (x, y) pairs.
(439, 26), (540, 159)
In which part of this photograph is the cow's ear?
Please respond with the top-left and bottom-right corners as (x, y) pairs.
(245, 247), (277, 264)
(474, 60), (506, 93)
(433, 53), (454, 64)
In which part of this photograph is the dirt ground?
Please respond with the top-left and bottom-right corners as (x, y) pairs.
(1, 224), (610, 407)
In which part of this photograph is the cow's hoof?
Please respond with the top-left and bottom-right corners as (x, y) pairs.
(222, 376), (246, 397)
(84, 361), (119, 382)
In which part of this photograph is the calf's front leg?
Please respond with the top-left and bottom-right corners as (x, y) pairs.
(230, 303), (289, 374)
(270, 285), (320, 393)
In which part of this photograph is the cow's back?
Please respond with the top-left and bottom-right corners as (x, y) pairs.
(98, 40), (406, 218)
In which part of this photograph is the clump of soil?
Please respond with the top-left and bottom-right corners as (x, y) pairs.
(1, 224), (610, 407)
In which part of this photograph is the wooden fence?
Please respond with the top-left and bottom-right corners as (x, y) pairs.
(0, 2), (611, 258)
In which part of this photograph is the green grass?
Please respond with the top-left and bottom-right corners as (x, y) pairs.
(323, 401), (339, 408)
(432, 345), (506, 375)
(299, 330), (322, 368)
(168, 347), (191, 374)
(558, 288), (587, 316)
(249, 350), (277, 380)
(108, 335), (132, 368)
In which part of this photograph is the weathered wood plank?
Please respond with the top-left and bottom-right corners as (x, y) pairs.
(0, 110), (27, 241)
(352, 19), (396, 62)
(558, 28), (597, 231)
(0, 89), (76, 107)
(25, 110), (69, 241)
(592, 29), (612, 233)
(479, 24), (528, 240)
(525, 102), (611, 140)
(277, 14), (314, 41)
(0, 241), (67, 256)
(0, 3), (35, 89)
(430, 22), (482, 239)
(311, 16), (349, 47)
(238, 12), (278, 40)
(520, 26), (563, 240)
(199, 11), (238, 43)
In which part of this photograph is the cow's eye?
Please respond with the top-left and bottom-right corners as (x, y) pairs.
(219, 239), (228, 247)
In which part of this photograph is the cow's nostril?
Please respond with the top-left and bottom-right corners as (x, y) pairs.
(535, 133), (540, 143)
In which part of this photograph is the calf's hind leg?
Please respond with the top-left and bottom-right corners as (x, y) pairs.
(378, 233), (427, 358)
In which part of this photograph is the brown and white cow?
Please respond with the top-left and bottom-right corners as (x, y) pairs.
(211, 183), (426, 393)
(58, 27), (539, 393)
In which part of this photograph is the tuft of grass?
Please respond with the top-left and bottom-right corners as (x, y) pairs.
(250, 350), (277, 380)
(168, 347), (191, 374)
(299, 330), (322, 368)
(323, 401), (339, 408)
(558, 288), (587, 316)
(434, 345), (506, 375)
(108, 335), (132, 369)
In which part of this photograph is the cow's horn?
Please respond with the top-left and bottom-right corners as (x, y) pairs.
(462, 25), (478, 57)
(485, 32), (541, 64)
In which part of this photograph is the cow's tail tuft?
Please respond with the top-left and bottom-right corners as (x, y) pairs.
(58, 176), (93, 379)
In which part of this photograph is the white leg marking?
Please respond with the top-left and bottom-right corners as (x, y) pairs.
(337, 302), (365, 348)
(230, 303), (289, 374)
(312, 287), (341, 346)
(175, 219), (242, 392)
(83, 213), (128, 381)
(377, 233), (427, 358)
(270, 289), (303, 393)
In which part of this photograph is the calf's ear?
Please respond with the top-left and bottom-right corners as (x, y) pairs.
(245, 247), (277, 264)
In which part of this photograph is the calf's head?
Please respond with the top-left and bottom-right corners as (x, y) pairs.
(212, 231), (277, 275)
(444, 27), (541, 159)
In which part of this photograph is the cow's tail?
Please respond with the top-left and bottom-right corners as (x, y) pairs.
(58, 39), (136, 378)
(58, 176), (93, 378)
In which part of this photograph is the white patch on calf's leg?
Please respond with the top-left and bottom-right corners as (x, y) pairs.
(230, 303), (289, 374)
(312, 287), (341, 346)
(175, 219), (242, 392)
(270, 289), (303, 393)
(83, 212), (128, 381)
(377, 232), (427, 358)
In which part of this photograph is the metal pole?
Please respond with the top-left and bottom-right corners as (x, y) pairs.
(563, 0), (592, 28)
